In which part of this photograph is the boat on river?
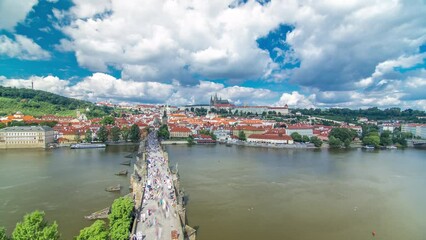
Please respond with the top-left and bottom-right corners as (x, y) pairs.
(362, 145), (375, 150)
(413, 142), (426, 149)
(105, 184), (121, 192)
(115, 169), (128, 176)
(70, 143), (106, 149)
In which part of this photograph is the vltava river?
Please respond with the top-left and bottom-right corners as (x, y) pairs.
(166, 145), (426, 240)
(0, 145), (425, 239)
(0, 145), (137, 239)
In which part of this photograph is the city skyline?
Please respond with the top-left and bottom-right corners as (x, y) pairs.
(1, 0), (425, 109)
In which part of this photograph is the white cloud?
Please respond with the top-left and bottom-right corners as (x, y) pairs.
(276, 91), (316, 108)
(0, 0), (38, 30)
(57, 0), (426, 93)
(285, 0), (426, 91)
(166, 80), (276, 106)
(1, 75), (69, 94)
(69, 0), (112, 19)
(58, 0), (285, 82)
(0, 74), (276, 106)
(0, 34), (50, 60)
(67, 73), (175, 103)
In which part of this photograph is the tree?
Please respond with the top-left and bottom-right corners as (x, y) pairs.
(328, 136), (343, 149)
(101, 116), (115, 125)
(310, 136), (323, 148)
(75, 131), (81, 143)
(111, 126), (121, 142)
(0, 227), (9, 240)
(108, 197), (133, 240)
(84, 129), (93, 143)
(380, 130), (393, 146)
(329, 128), (357, 148)
(392, 131), (408, 147)
(97, 126), (109, 143)
(121, 126), (130, 142)
(302, 135), (310, 143)
(109, 219), (131, 240)
(344, 139), (351, 148)
(157, 124), (169, 140)
(362, 133), (380, 148)
(290, 132), (302, 142)
(12, 210), (60, 240)
(187, 135), (195, 146)
(129, 124), (141, 143)
(238, 130), (246, 141)
(76, 220), (108, 240)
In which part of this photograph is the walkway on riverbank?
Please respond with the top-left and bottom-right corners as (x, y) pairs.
(134, 132), (183, 240)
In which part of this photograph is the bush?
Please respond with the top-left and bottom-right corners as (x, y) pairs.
(12, 210), (59, 240)
(76, 220), (108, 240)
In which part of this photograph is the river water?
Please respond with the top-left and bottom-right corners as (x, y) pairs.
(0, 145), (425, 239)
(166, 145), (426, 240)
(0, 145), (137, 239)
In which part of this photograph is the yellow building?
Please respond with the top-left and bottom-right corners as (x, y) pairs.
(0, 126), (55, 149)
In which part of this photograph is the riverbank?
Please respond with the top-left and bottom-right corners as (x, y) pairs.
(226, 141), (317, 149)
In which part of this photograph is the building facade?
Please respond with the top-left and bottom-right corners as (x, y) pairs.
(0, 126), (55, 149)
(285, 125), (314, 137)
(402, 124), (426, 139)
(169, 126), (192, 138)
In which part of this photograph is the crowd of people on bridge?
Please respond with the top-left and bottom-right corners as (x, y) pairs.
(133, 131), (180, 240)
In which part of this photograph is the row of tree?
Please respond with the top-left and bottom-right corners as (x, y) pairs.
(78, 124), (141, 143)
(0, 121), (57, 129)
(326, 125), (411, 149)
(292, 107), (426, 122)
(0, 197), (134, 240)
(327, 128), (358, 149)
(361, 130), (411, 148)
(290, 132), (323, 147)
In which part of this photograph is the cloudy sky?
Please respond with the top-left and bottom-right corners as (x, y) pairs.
(0, 0), (425, 109)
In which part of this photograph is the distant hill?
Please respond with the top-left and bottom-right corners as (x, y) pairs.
(0, 86), (112, 118)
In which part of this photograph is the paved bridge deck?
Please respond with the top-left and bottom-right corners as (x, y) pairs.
(134, 132), (183, 240)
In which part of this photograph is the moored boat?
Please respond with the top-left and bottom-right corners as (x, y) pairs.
(70, 143), (106, 149)
(413, 142), (426, 149)
(362, 145), (375, 149)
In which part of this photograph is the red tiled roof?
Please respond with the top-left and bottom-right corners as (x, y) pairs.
(170, 126), (192, 133)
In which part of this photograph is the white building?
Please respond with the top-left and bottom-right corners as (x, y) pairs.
(0, 126), (55, 149)
(285, 125), (314, 137)
(212, 129), (231, 141)
(379, 124), (397, 133)
(402, 124), (426, 139)
(268, 104), (289, 115)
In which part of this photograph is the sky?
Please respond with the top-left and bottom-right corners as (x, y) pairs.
(0, 0), (425, 109)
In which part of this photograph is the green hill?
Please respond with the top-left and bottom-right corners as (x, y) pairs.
(0, 86), (112, 118)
